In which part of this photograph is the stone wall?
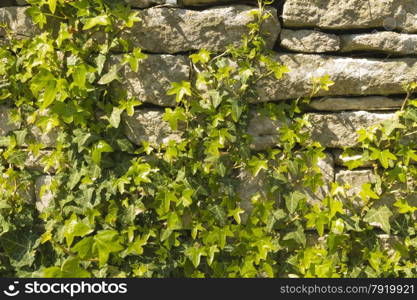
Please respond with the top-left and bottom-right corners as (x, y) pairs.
(0, 0), (415, 226)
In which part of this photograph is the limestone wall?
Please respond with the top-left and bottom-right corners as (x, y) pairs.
(0, 0), (415, 217)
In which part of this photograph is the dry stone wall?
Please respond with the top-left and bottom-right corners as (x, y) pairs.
(0, 0), (416, 223)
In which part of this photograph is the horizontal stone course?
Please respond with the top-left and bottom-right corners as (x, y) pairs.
(256, 54), (417, 102)
(280, 29), (341, 53)
(306, 111), (395, 148)
(283, 0), (417, 33)
(109, 54), (190, 107)
(307, 96), (403, 111)
(122, 108), (397, 151)
(247, 111), (396, 149)
(122, 5), (279, 53)
(340, 32), (417, 55)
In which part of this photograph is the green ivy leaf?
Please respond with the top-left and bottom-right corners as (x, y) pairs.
(285, 191), (305, 214)
(98, 65), (120, 85)
(167, 81), (191, 103)
(48, 0), (57, 14)
(93, 230), (124, 267)
(83, 15), (110, 30)
(364, 206), (393, 233)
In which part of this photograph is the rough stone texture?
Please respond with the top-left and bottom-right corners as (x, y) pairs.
(306, 112), (395, 148)
(28, 126), (59, 148)
(0, 106), (19, 137)
(307, 96), (403, 111)
(280, 29), (340, 53)
(123, 109), (286, 151)
(302, 154), (335, 204)
(24, 151), (54, 173)
(123, 109), (183, 147)
(0, 7), (36, 37)
(247, 111), (282, 151)
(122, 5), (280, 53)
(340, 32), (417, 55)
(109, 54), (190, 107)
(282, 0), (417, 33)
(256, 54), (417, 102)
(336, 169), (375, 199)
(246, 111), (396, 150)
(35, 175), (54, 213)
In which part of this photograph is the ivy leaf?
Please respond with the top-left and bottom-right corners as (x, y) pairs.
(231, 101), (243, 122)
(93, 230), (124, 267)
(248, 156), (268, 177)
(92, 140), (113, 164)
(370, 148), (397, 169)
(26, 6), (47, 28)
(283, 226), (306, 247)
(83, 15), (110, 30)
(190, 49), (211, 64)
(163, 108), (186, 131)
(43, 79), (58, 108)
(285, 191), (305, 214)
(108, 107), (123, 128)
(72, 237), (94, 259)
(43, 257), (90, 278)
(48, 0), (57, 14)
(359, 183), (379, 203)
(167, 81), (191, 103)
(98, 65), (120, 85)
(364, 206), (393, 233)
(0, 230), (39, 268)
(63, 213), (93, 247)
(185, 245), (206, 268)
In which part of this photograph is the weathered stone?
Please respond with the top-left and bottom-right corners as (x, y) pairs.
(307, 112), (395, 148)
(123, 109), (183, 147)
(256, 53), (417, 102)
(340, 32), (417, 55)
(247, 111), (395, 149)
(124, 108), (286, 151)
(302, 153), (335, 204)
(306, 233), (403, 258)
(24, 151), (55, 173)
(0, 7), (36, 37)
(307, 96), (403, 111)
(28, 126), (59, 148)
(0, 106), (19, 137)
(246, 110), (283, 151)
(280, 29), (340, 53)
(336, 169), (375, 200)
(122, 5), (279, 53)
(335, 169), (417, 218)
(35, 175), (54, 213)
(283, 0), (417, 33)
(237, 153), (335, 221)
(110, 54), (190, 107)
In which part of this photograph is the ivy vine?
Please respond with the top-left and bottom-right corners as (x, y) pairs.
(0, 0), (415, 278)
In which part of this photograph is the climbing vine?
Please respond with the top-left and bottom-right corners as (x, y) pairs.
(0, 0), (415, 278)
